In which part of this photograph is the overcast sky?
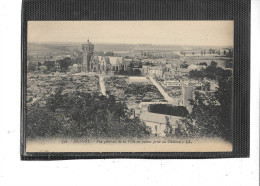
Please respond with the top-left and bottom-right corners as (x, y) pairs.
(28, 21), (233, 46)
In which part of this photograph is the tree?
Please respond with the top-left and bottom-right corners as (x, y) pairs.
(133, 69), (141, 76)
(175, 117), (197, 137)
(189, 70), (203, 79)
(105, 51), (114, 56)
(180, 61), (189, 68)
(46, 87), (64, 112)
(228, 49), (233, 57)
(26, 102), (70, 138)
(215, 76), (233, 141)
(208, 61), (217, 70)
(37, 62), (42, 67)
(138, 62), (142, 68)
(44, 60), (56, 71)
(202, 82), (210, 91)
(189, 61), (230, 80)
(178, 63), (233, 141)
(129, 62), (135, 68)
(164, 116), (174, 137)
(199, 62), (207, 66)
(27, 90), (151, 139)
(71, 57), (83, 65)
(224, 59), (233, 68)
(28, 62), (37, 72)
(176, 91), (223, 138)
(145, 62), (154, 66)
(58, 58), (71, 73)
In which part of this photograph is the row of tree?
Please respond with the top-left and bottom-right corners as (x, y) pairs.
(179, 49), (233, 57)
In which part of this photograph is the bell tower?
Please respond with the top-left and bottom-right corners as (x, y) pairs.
(82, 39), (94, 72)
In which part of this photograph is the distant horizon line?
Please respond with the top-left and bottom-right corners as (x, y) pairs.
(28, 41), (233, 48)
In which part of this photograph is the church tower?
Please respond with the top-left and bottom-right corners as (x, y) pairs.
(82, 39), (94, 72)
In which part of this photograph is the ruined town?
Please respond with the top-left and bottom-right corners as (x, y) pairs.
(27, 39), (233, 140)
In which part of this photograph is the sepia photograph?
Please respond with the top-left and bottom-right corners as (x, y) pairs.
(25, 21), (234, 152)
(0, 0), (256, 185)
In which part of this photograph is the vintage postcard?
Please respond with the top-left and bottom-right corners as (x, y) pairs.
(25, 21), (234, 153)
